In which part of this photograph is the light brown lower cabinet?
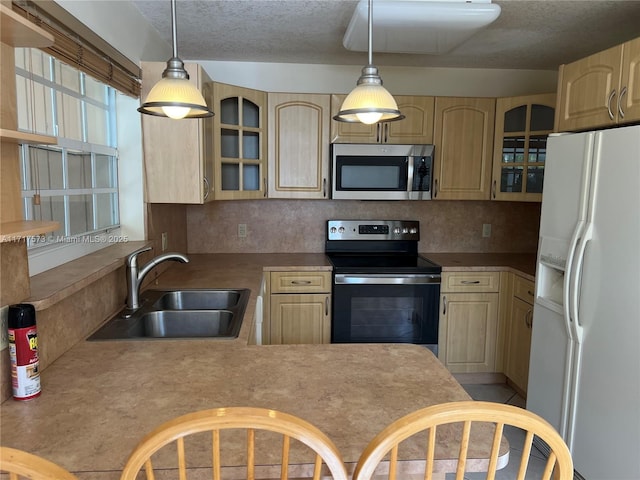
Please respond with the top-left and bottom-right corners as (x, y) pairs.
(438, 272), (502, 373)
(504, 274), (535, 395)
(266, 271), (331, 345)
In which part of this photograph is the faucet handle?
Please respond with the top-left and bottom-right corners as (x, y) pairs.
(126, 246), (152, 266)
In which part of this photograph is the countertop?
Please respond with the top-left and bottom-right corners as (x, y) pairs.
(0, 252), (526, 478)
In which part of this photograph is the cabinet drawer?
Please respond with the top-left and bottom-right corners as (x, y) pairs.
(441, 272), (500, 293)
(270, 271), (331, 293)
(513, 275), (535, 304)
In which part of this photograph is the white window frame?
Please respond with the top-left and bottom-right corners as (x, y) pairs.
(15, 48), (134, 274)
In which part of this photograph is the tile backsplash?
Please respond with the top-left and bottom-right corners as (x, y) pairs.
(187, 200), (541, 254)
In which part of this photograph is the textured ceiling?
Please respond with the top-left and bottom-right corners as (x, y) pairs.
(131, 0), (640, 70)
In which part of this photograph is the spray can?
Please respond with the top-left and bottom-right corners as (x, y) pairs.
(8, 303), (41, 400)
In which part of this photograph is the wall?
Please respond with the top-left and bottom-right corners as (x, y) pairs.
(187, 200), (541, 254)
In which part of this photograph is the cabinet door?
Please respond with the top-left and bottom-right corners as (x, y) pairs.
(268, 93), (330, 199)
(438, 292), (499, 373)
(270, 293), (331, 344)
(556, 44), (623, 132)
(432, 97), (495, 200)
(492, 93), (555, 202)
(213, 82), (267, 200)
(620, 37), (640, 124)
(330, 95), (434, 144)
(141, 62), (213, 204)
(385, 96), (435, 144)
(505, 296), (533, 394)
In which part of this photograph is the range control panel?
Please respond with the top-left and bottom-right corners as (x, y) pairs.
(327, 220), (420, 241)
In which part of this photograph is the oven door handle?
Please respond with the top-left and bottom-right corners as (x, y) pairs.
(334, 274), (441, 285)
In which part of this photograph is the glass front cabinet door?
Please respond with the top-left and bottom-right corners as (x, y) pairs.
(491, 93), (556, 202)
(213, 82), (267, 199)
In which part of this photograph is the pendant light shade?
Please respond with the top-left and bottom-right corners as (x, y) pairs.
(334, 0), (403, 124)
(138, 0), (213, 119)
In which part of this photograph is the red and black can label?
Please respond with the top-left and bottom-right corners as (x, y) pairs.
(9, 326), (41, 400)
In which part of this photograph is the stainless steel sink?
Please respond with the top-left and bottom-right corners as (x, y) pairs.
(88, 289), (249, 341)
(152, 290), (243, 310)
(137, 310), (236, 338)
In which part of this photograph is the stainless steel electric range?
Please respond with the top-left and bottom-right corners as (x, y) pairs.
(325, 220), (441, 354)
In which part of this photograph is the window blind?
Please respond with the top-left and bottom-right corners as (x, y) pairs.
(11, 1), (141, 98)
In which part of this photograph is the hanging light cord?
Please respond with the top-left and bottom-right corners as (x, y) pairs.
(170, 0), (179, 60)
(367, 0), (373, 66)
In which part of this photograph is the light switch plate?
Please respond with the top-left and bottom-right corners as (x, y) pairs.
(238, 224), (247, 238)
(0, 305), (9, 350)
(482, 223), (491, 238)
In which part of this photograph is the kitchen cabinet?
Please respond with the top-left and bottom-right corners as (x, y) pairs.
(140, 62), (214, 204)
(504, 273), (535, 395)
(267, 93), (330, 199)
(0, 5), (59, 241)
(330, 95), (435, 144)
(213, 82), (267, 199)
(267, 271), (331, 345)
(432, 97), (495, 200)
(556, 36), (640, 132)
(491, 93), (556, 202)
(438, 271), (502, 373)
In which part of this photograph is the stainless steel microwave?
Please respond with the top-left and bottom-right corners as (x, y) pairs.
(331, 143), (435, 200)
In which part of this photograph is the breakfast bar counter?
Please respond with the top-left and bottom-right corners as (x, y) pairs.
(0, 340), (508, 479)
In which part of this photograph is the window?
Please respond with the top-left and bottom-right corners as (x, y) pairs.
(15, 48), (120, 247)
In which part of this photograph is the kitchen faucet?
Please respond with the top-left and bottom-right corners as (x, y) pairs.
(126, 246), (189, 310)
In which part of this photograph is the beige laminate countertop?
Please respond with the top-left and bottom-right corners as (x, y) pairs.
(423, 253), (537, 281)
(0, 253), (521, 479)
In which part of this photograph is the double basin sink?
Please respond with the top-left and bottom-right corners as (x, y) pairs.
(88, 288), (250, 341)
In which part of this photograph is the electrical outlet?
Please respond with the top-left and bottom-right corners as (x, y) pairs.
(482, 224), (492, 238)
(238, 223), (247, 238)
(161, 232), (168, 252)
(0, 305), (9, 350)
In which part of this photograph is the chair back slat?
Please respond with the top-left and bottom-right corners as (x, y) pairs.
(425, 425), (436, 480)
(312, 453), (323, 480)
(120, 407), (349, 480)
(213, 429), (221, 480)
(542, 452), (558, 480)
(281, 434), (291, 480)
(144, 459), (155, 480)
(353, 401), (574, 480)
(460, 420), (474, 480)
(177, 437), (187, 480)
(247, 428), (255, 480)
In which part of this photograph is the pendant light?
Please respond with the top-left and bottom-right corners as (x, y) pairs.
(138, 0), (213, 119)
(333, 0), (403, 125)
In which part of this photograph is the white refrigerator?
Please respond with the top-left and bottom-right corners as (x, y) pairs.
(527, 124), (640, 480)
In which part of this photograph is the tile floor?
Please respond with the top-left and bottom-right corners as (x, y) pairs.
(443, 383), (549, 480)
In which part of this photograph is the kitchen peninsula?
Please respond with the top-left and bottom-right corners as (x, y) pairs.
(0, 254), (513, 479)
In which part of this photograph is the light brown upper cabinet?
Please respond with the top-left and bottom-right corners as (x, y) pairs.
(141, 62), (214, 204)
(268, 93), (330, 199)
(330, 95), (435, 144)
(432, 97), (495, 200)
(491, 93), (556, 202)
(213, 82), (267, 200)
(556, 37), (640, 132)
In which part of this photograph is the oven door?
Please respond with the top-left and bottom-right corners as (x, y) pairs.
(332, 274), (440, 352)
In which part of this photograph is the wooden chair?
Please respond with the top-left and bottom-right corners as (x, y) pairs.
(0, 446), (79, 480)
(353, 401), (574, 480)
(120, 406), (349, 480)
